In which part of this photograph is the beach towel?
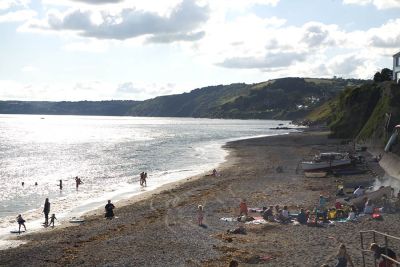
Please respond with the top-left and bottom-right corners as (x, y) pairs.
(220, 217), (237, 222)
(245, 219), (268, 225)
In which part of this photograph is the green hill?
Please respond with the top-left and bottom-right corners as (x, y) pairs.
(0, 77), (365, 120)
(306, 81), (400, 154)
(128, 77), (365, 119)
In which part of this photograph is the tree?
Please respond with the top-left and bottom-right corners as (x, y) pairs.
(381, 68), (393, 81)
(374, 68), (393, 82)
(373, 72), (382, 82)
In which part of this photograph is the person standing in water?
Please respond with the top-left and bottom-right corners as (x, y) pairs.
(43, 198), (50, 226)
(105, 200), (115, 219)
(143, 172), (147, 187)
(59, 179), (63, 190)
(16, 214), (26, 234)
(49, 214), (57, 227)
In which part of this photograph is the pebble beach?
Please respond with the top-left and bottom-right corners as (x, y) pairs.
(1, 130), (399, 267)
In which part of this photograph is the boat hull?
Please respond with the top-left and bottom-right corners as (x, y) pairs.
(301, 159), (352, 171)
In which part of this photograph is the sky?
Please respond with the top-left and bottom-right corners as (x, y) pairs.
(0, 0), (399, 101)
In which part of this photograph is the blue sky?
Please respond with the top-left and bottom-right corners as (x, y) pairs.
(0, 0), (399, 101)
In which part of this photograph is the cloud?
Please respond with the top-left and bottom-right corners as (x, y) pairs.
(0, 9), (36, 23)
(25, 0), (209, 42)
(21, 65), (39, 72)
(0, 0), (30, 11)
(218, 52), (307, 69)
(367, 19), (400, 48)
(301, 23), (337, 48)
(343, 0), (400, 9)
(70, 0), (123, 4)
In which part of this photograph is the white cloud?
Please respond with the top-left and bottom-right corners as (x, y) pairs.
(343, 0), (400, 9)
(23, 0), (210, 43)
(0, 80), (188, 101)
(0, 0), (30, 10)
(0, 9), (36, 23)
(21, 65), (39, 72)
(62, 40), (110, 52)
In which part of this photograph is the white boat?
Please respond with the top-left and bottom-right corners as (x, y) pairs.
(301, 152), (352, 171)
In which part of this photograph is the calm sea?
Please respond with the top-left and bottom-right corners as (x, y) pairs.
(0, 115), (299, 235)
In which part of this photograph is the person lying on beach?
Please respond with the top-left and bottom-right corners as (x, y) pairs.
(105, 200), (115, 219)
(239, 199), (248, 216)
(335, 243), (354, 267)
(49, 214), (57, 227)
(370, 243), (397, 267)
(227, 225), (246, 235)
(16, 214), (26, 234)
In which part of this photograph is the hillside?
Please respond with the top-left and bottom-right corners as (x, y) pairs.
(0, 77), (365, 120)
(128, 77), (365, 119)
(306, 81), (400, 154)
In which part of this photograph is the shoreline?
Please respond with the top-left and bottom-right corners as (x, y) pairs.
(1, 130), (399, 266)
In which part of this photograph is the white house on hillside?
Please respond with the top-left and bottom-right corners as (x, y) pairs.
(394, 51), (400, 83)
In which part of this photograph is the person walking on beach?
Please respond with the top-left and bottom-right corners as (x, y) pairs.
(197, 205), (204, 226)
(139, 172), (144, 186)
(49, 214), (57, 227)
(105, 200), (115, 219)
(239, 199), (248, 216)
(43, 198), (50, 226)
(335, 243), (354, 267)
(16, 214), (26, 234)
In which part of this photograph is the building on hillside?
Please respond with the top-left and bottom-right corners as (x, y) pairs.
(394, 51), (400, 83)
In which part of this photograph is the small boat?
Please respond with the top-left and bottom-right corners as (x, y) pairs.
(301, 152), (352, 171)
(304, 171), (328, 178)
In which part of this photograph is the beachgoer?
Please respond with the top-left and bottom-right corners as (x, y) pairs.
(143, 172), (147, 186)
(35, 182), (38, 186)
(297, 208), (307, 224)
(16, 214), (26, 234)
(105, 200), (115, 219)
(75, 176), (83, 190)
(364, 199), (374, 214)
(43, 198), (50, 226)
(21, 182), (24, 187)
(139, 172), (144, 186)
(353, 186), (364, 198)
(281, 205), (289, 219)
(262, 205), (274, 221)
(319, 195), (328, 210)
(197, 205), (204, 226)
(335, 244), (354, 267)
(49, 214), (57, 227)
(59, 179), (63, 190)
(212, 169), (217, 176)
(370, 243), (397, 267)
(347, 205), (357, 221)
(239, 199), (248, 216)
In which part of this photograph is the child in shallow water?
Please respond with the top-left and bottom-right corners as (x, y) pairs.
(197, 205), (204, 226)
(49, 214), (57, 227)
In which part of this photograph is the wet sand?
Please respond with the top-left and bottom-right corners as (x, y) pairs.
(1, 131), (399, 267)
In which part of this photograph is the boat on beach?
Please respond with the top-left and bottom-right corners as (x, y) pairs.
(301, 152), (352, 171)
(304, 171), (328, 178)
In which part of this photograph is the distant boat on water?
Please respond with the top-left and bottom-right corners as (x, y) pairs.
(301, 152), (352, 171)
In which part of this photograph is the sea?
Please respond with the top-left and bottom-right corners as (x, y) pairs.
(0, 114), (300, 240)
